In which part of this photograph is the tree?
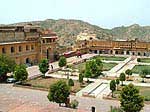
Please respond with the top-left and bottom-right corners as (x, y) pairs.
(88, 60), (98, 75)
(119, 73), (126, 86)
(110, 80), (116, 97)
(140, 69), (149, 82)
(84, 67), (92, 82)
(13, 65), (28, 83)
(79, 73), (83, 84)
(86, 59), (103, 78)
(115, 78), (120, 90)
(47, 80), (70, 106)
(120, 83), (144, 112)
(0, 55), (16, 81)
(58, 56), (67, 67)
(68, 78), (74, 87)
(39, 59), (49, 76)
(125, 69), (132, 79)
(110, 106), (123, 112)
(95, 57), (103, 67)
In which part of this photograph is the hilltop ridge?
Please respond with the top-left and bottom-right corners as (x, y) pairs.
(10, 19), (150, 46)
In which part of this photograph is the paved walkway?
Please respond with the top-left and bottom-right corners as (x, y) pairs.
(0, 84), (150, 112)
(27, 53), (98, 79)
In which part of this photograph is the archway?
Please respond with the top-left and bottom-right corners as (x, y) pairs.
(121, 51), (124, 55)
(115, 51), (118, 54)
(144, 52), (146, 56)
(132, 52), (135, 55)
(127, 51), (130, 55)
(110, 50), (113, 54)
(138, 52), (141, 56)
(99, 50), (102, 54)
(94, 50), (97, 54)
(26, 58), (30, 64)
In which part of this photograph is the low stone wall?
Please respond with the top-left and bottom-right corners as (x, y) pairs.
(13, 84), (48, 91)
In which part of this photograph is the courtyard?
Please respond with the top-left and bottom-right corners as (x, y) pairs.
(0, 84), (150, 112)
(1, 54), (150, 112)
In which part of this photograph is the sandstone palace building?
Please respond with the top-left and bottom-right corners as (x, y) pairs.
(76, 32), (150, 57)
(1, 26), (150, 65)
(0, 24), (57, 65)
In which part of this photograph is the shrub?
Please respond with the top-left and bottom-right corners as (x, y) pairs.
(58, 56), (67, 67)
(70, 99), (79, 109)
(110, 106), (123, 112)
(39, 58), (49, 76)
(137, 58), (141, 62)
(79, 73), (83, 84)
(68, 79), (74, 87)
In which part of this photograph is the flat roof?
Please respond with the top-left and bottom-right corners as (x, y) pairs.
(0, 41), (36, 45)
(42, 36), (57, 39)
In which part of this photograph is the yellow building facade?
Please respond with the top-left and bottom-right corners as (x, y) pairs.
(0, 25), (57, 65)
(77, 38), (150, 56)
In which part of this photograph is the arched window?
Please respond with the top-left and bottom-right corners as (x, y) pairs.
(2, 47), (6, 54)
(26, 45), (29, 51)
(19, 46), (22, 52)
(31, 45), (34, 50)
(11, 47), (15, 53)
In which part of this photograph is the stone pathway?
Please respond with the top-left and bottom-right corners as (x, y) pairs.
(27, 53), (98, 79)
(0, 84), (149, 112)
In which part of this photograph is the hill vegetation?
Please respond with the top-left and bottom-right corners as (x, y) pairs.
(12, 19), (150, 46)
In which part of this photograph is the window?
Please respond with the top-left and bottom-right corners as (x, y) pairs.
(26, 45), (29, 51)
(11, 47), (15, 53)
(31, 45), (34, 50)
(47, 39), (52, 43)
(2, 47), (6, 54)
(42, 40), (45, 43)
(18, 46), (21, 52)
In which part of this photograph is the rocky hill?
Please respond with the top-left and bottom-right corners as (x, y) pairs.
(12, 19), (150, 46)
(111, 24), (150, 41)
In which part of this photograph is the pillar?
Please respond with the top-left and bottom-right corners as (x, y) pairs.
(97, 50), (100, 54)
(124, 51), (127, 55)
(129, 51), (132, 55)
(113, 50), (115, 55)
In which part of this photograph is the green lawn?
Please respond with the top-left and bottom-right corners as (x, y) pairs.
(96, 56), (126, 61)
(103, 62), (117, 71)
(114, 86), (150, 101)
(132, 65), (150, 74)
(75, 62), (117, 71)
(137, 86), (150, 98)
(139, 58), (150, 63)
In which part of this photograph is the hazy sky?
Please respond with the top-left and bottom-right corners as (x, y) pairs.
(0, 0), (150, 28)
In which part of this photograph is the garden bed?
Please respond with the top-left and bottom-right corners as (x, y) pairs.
(138, 58), (150, 63)
(75, 62), (117, 72)
(113, 86), (150, 102)
(96, 56), (126, 61)
(132, 65), (150, 74)
(16, 77), (88, 93)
